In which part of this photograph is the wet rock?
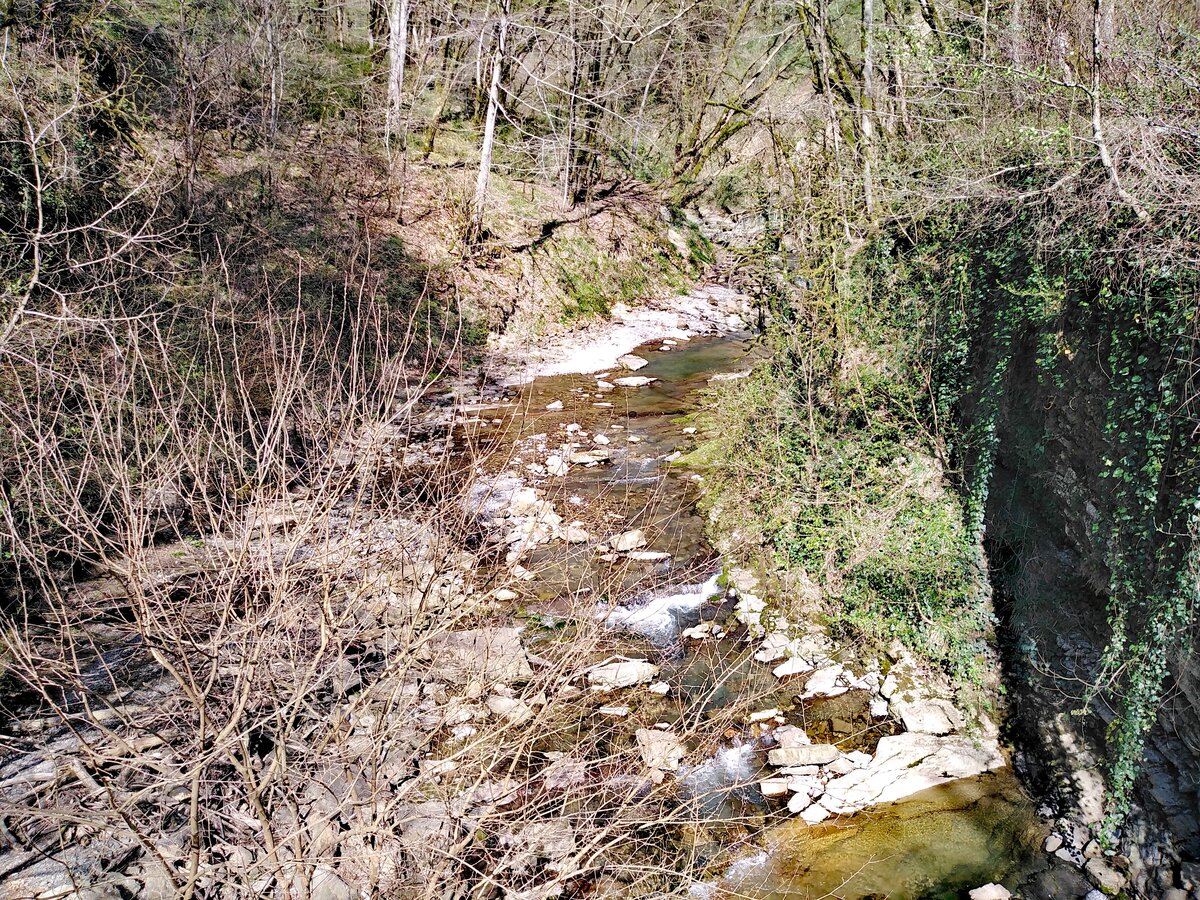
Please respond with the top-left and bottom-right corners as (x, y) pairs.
(569, 449), (610, 465)
(1084, 858), (1126, 894)
(613, 376), (657, 388)
(1056, 846), (1086, 866)
(585, 658), (659, 691)
(768, 745), (839, 767)
(822, 733), (1005, 814)
(636, 728), (686, 783)
(627, 550), (671, 562)
(618, 354), (649, 370)
(968, 885), (1011, 900)
(428, 628), (534, 686)
(611, 529), (647, 551)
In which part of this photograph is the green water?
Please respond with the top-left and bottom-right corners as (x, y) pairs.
(716, 770), (1089, 898)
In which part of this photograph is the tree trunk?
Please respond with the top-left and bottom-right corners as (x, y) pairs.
(385, 0), (409, 148)
(861, 0), (876, 217)
(471, 0), (510, 239)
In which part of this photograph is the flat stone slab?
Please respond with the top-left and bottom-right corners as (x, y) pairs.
(821, 733), (1005, 814)
(768, 744), (840, 767)
(585, 657), (660, 691)
(894, 698), (963, 735)
(428, 628), (534, 685)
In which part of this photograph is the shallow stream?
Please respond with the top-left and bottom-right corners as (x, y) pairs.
(463, 327), (1088, 898)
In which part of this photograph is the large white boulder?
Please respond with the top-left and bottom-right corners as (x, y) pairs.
(821, 733), (1005, 814)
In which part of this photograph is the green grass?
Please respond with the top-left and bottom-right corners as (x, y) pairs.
(691, 265), (993, 698)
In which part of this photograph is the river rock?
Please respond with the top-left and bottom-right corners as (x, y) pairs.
(768, 744), (839, 767)
(968, 885), (1011, 900)
(310, 868), (360, 900)
(800, 802), (830, 824)
(787, 791), (813, 814)
(564, 525), (591, 543)
(786, 774), (822, 801)
(613, 376), (657, 388)
(429, 628), (533, 685)
(545, 455), (570, 476)
(773, 724), (811, 748)
(1044, 833), (1064, 853)
(545, 399), (564, 410)
(487, 695), (535, 724)
(611, 529), (647, 551)
(636, 728), (686, 783)
(569, 449), (610, 465)
(894, 699), (962, 735)
(508, 487), (541, 517)
(618, 354), (649, 370)
(627, 550), (671, 561)
(759, 777), (790, 797)
(802, 665), (849, 698)
(585, 658), (659, 691)
(821, 732), (1005, 814)
(1084, 858), (1127, 894)
(773, 657), (814, 680)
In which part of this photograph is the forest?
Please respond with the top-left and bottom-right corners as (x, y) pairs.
(1, 0), (1198, 896)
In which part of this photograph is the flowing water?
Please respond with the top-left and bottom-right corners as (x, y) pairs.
(461, 326), (1090, 899)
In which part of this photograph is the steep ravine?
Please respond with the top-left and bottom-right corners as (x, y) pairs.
(984, 331), (1200, 897)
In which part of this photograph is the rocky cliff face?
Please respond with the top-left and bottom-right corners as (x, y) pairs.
(984, 329), (1200, 894)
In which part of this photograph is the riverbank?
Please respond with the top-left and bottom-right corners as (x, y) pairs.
(0, 281), (1098, 899)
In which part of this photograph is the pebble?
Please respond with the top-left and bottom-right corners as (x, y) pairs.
(546, 400), (564, 410)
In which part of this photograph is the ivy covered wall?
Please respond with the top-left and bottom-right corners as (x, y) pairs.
(867, 205), (1200, 847)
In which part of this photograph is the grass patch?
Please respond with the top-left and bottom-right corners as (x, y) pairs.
(692, 265), (992, 697)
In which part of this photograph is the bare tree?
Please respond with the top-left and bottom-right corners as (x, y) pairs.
(471, 0), (509, 238)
